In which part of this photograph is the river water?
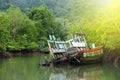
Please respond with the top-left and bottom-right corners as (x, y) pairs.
(0, 54), (120, 80)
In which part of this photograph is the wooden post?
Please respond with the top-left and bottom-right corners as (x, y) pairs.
(47, 40), (55, 59)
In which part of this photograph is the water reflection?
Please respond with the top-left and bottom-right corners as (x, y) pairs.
(0, 55), (120, 80)
(49, 64), (103, 80)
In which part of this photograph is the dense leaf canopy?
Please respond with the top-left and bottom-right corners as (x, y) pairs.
(0, 0), (120, 54)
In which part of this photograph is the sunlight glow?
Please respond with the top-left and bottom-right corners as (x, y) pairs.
(106, 0), (120, 12)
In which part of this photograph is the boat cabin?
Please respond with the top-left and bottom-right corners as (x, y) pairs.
(47, 34), (88, 59)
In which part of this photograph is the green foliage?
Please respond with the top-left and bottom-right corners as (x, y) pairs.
(0, 0), (10, 11)
(80, 1), (120, 50)
(55, 22), (68, 40)
(0, 13), (10, 53)
(6, 6), (39, 51)
(1, 0), (119, 51)
(26, 42), (38, 50)
(0, 3), (68, 53)
(7, 41), (23, 51)
(29, 5), (55, 35)
(0, 12), (10, 53)
(29, 5), (68, 50)
(68, 24), (81, 36)
(0, 0), (70, 18)
(67, 0), (120, 50)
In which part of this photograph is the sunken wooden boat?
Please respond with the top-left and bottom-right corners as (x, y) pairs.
(40, 33), (103, 66)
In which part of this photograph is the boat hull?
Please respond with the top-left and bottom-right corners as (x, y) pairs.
(40, 46), (103, 66)
(70, 54), (103, 65)
(74, 46), (103, 64)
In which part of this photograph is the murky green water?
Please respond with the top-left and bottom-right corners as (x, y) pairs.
(0, 54), (120, 80)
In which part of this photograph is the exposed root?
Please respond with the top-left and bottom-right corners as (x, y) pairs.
(114, 56), (120, 69)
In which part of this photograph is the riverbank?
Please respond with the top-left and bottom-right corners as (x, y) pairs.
(0, 50), (49, 59)
(0, 49), (120, 68)
(0, 52), (11, 59)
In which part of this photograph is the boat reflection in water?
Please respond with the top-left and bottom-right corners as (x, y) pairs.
(49, 64), (103, 80)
